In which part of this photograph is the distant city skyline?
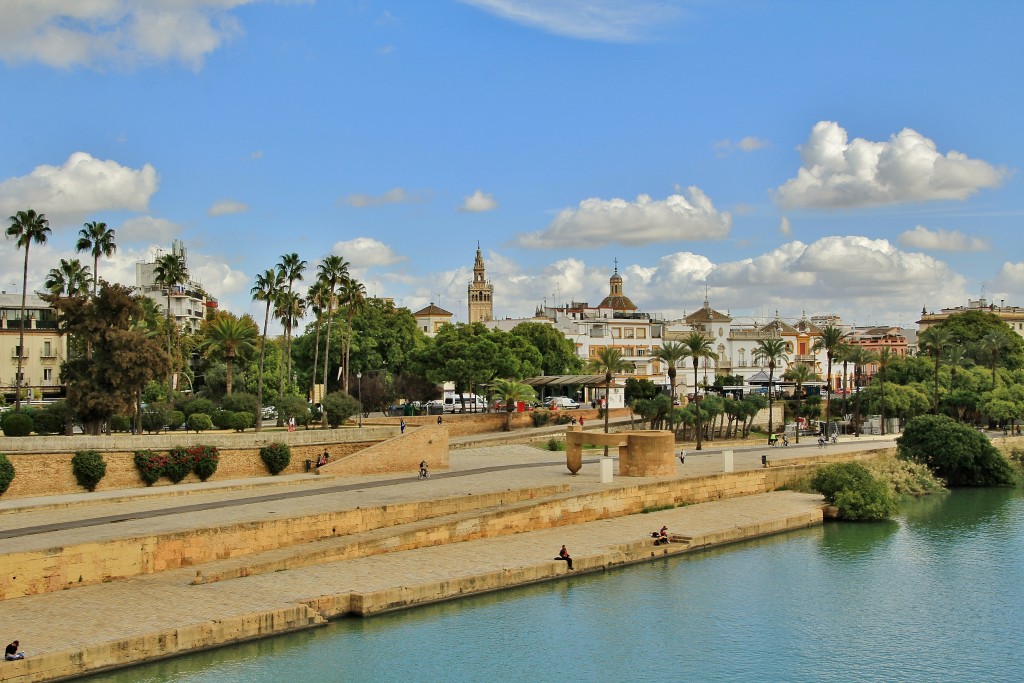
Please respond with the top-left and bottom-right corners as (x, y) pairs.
(2, 1), (1021, 333)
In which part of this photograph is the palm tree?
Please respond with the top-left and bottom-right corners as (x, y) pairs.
(587, 346), (633, 455)
(753, 337), (790, 441)
(978, 330), (1008, 389)
(845, 347), (877, 436)
(681, 331), (717, 450)
(274, 290), (305, 402)
(276, 252), (307, 385)
(6, 209), (51, 412)
(44, 258), (92, 297)
(946, 344), (968, 392)
(651, 340), (687, 434)
(489, 378), (537, 431)
(202, 314), (258, 395)
(153, 252), (188, 399)
(782, 363), (819, 444)
(251, 268), (285, 432)
(340, 277), (366, 393)
(876, 348), (894, 435)
(317, 255), (349, 426)
(307, 280), (328, 406)
(76, 221), (116, 297)
(918, 326), (952, 414)
(812, 324), (847, 427)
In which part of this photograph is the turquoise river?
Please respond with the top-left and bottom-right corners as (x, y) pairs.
(86, 488), (1024, 683)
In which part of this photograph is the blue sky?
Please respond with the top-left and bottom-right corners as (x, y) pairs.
(1, 0), (1021, 333)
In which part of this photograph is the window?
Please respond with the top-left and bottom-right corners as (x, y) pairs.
(636, 328), (647, 339)
(623, 328), (634, 339)
(612, 327), (622, 339)
(43, 340), (52, 357)
(43, 368), (53, 384)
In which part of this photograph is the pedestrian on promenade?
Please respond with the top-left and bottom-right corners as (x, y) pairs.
(287, 416), (296, 432)
(579, 416), (585, 428)
(5, 640), (24, 661)
(437, 415), (443, 425)
(678, 449), (686, 464)
(400, 419), (406, 434)
(555, 544), (574, 570)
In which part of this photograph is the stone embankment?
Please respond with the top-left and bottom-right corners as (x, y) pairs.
(0, 432), (896, 683)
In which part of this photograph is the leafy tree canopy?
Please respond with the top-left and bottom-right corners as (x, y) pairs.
(933, 311), (1024, 369)
(897, 414), (1014, 487)
(509, 322), (584, 375)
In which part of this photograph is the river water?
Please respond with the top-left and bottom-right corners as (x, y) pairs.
(88, 488), (1024, 682)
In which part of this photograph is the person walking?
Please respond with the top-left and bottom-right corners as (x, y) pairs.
(400, 419), (406, 434)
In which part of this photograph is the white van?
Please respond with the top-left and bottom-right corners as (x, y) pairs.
(544, 396), (580, 410)
(443, 394), (487, 413)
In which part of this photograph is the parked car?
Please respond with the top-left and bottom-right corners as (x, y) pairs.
(543, 397), (579, 410)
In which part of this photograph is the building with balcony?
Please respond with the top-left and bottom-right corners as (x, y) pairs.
(0, 293), (65, 402)
(135, 240), (218, 334)
(918, 298), (1024, 339)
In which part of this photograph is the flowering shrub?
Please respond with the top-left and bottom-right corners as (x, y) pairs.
(260, 443), (291, 475)
(190, 445), (219, 481)
(134, 449), (167, 486)
(71, 450), (107, 492)
(0, 453), (14, 495)
(165, 447), (193, 483)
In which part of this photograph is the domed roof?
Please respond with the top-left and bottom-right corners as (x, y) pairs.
(598, 266), (636, 311)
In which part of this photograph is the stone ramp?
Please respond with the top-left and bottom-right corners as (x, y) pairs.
(0, 492), (824, 683)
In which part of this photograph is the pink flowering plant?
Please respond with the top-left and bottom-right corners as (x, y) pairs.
(134, 450), (167, 486)
(190, 445), (219, 481)
(165, 447), (193, 483)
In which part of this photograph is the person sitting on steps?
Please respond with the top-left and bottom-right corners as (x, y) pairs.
(555, 544), (574, 570)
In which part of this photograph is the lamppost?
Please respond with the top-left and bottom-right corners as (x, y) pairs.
(357, 371), (362, 428)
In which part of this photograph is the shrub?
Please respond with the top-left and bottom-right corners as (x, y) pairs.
(227, 411), (254, 432)
(134, 449), (166, 486)
(260, 443), (291, 475)
(864, 455), (946, 497)
(182, 397), (216, 418)
(187, 413), (214, 433)
(141, 405), (169, 433)
(212, 410), (233, 429)
(166, 410), (186, 431)
(1, 412), (34, 437)
(222, 392), (258, 416)
(546, 438), (566, 451)
(811, 462), (897, 521)
(0, 453), (14, 495)
(322, 392), (359, 428)
(554, 413), (574, 425)
(276, 395), (312, 427)
(531, 409), (552, 427)
(897, 414), (1014, 487)
(110, 415), (132, 433)
(32, 403), (66, 435)
(71, 450), (107, 492)
(164, 447), (193, 483)
(190, 445), (219, 481)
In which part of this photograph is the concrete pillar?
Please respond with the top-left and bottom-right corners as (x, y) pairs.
(618, 430), (674, 477)
(723, 449), (734, 472)
(599, 457), (613, 483)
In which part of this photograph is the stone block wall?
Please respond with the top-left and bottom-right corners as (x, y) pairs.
(317, 425), (448, 477)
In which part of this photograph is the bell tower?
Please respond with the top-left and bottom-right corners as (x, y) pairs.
(467, 242), (493, 323)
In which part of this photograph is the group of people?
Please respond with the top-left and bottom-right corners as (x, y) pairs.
(5, 640), (24, 661)
(651, 525), (669, 545)
(315, 451), (330, 468)
(768, 432), (789, 447)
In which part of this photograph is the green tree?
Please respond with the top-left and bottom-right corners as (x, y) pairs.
(153, 251), (188, 400)
(201, 313), (258, 395)
(6, 208), (51, 412)
(680, 332), (717, 450)
(45, 258), (92, 297)
(932, 310), (1024, 370)
(587, 347), (633, 454)
(978, 330), (1011, 389)
(898, 414), (1014, 486)
(276, 252), (307, 390)
(753, 337), (789, 441)
(918, 326), (952, 413)
(811, 462), (896, 521)
(322, 391), (360, 428)
(651, 340), (687, 434)
(317, 255), (350, 425)
(339, 277), (366, 393)
(305, 280), (328, 404)
(489, 378), (537, 431)
(845, 347), (877, 435)
(251, 268), (285, 431)
(812, 324), (847, 425)
(876, 348), (894, 435)
(76, 220), (117, 297)
(783, 363), (819, 444)
(509, 322), (584, 375)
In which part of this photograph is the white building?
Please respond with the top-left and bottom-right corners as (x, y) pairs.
(136, 240), (218, 334)
(0, 293), (65, 402)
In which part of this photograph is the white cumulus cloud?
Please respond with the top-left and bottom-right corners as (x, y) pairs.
(117, 216), (182, 245)
(779, 216), (792, 236)
(458, 190), (498, 212)
(331, 237), (406, 269)
(457, 0), (678, 42)
(776, 121), (1006, 209)
(208, 200), (249, 216)
(0, 152), (158, 226)
(715, 136), (769, 156)
(0, 0), (257, 70)
(517, 188), (731, 248)
(897, 225), (989, 252)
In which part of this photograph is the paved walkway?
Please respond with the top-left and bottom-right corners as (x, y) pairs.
(0, 429), (898, 679)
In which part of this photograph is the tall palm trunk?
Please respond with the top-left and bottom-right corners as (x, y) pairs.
(693, 360), (703, 450)
(322, 303), (334, 428)
(15, 245), (30, 412)
(256, 300), (271, 432)
(165, 291), (173, 399)
(311, 318), (321, 405)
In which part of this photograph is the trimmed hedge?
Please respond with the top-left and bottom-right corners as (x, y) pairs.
(165, 447), (193, 483)
(186, 413), (214, 433)
(134, 450), (166, 486)
(0, 453), (14, 495)
(191, 445), (219, 481)
(260, 443), (291, 475)
(71, 450), (107, 492)
(1, 412), (34, 437)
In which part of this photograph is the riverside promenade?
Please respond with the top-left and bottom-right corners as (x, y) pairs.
(0, 429), (897, 682)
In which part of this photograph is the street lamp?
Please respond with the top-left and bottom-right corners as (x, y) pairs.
(357, 372), (362, 428)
